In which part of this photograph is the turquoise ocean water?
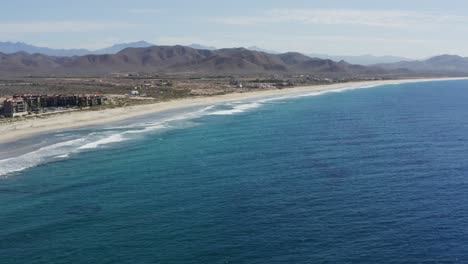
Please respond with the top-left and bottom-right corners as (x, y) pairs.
(2, 80), (468, 263)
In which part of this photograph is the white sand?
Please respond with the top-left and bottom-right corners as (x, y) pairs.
(1, 77), (466, 144)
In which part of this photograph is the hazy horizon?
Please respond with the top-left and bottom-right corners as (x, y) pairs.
(0, 40), (424, 60)
(3, 0), (468, 58)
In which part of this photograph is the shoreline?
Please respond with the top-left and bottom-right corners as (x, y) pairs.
(1, 77), (467, 144)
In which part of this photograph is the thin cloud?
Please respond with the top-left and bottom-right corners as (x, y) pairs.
(155, 36), (242, 48)
(214, 9), (468, 29)
(128, 8), (162, 14)
(0, 21), (139, 33)
(296, 35), (431, 44)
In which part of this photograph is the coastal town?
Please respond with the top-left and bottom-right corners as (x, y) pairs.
(1, 94), (106, 117)
(0, 74), (386, 119)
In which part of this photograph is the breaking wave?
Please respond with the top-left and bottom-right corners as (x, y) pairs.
(77, 134), (126, 150)
(208, 103), (263, 115)
(0, 138), (86, 176)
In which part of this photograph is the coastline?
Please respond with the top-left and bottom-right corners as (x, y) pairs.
(1, 77), (467, 144)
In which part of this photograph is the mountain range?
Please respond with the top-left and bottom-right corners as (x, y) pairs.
(0, 41), (467, 77)
(0, 45), (382, 76)
(0, 41), (412, 65)
(375, 55), (468, 75)
(241, 47), (412, 65)
(0, 41), (155, 57)
(308, 54), (412, 66)
(190, 45), (411, 65)
(0, 41), (219, 57)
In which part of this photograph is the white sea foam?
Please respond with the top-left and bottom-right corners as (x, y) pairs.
(206, 83), (389, 116)
(0, 138), (86, 176)
(200, 105), (216, 112)
(255, 83), (386, 104)
(0, 132), (134, 176)
(106, 105), (215, 130)
(77, 134), (126, 150)
(0, 114), (190, 176)
(121, 123), (167, 135)
(208, 102), (263, 115)
(163, 105), (216, 121)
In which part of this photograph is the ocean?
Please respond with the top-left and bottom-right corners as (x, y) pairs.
(2, 80), (468, 263)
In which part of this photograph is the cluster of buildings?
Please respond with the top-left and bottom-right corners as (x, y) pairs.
(229, 80), (295, 89)
(2, 94), (106, 118)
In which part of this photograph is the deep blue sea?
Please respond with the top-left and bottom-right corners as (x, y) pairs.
(2, 80), (468, 263)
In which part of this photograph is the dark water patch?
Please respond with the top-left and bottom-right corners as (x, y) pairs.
(66, 204), (102, 216)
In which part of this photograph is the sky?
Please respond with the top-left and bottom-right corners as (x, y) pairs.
(2, 0), (468, 58)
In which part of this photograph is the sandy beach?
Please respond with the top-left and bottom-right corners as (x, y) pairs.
(1, 77), (466, 144)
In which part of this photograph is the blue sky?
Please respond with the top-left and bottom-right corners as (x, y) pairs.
(3, 0), (468, 58)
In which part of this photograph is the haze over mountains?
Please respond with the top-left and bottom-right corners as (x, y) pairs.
(0, 41), (155, 57)
(0, 41), (467, 77)
(0, 45), (381, 76)
(376, 55), (468, 75)
(0, 41), (218, 57)
(185, 45), (412, 65)
(308, 54), (412, 66)
(0, 41), (412, 65)
(239, 46), (412, 65)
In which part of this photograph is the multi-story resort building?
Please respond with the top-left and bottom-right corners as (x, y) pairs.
(2, 94), (106, 118)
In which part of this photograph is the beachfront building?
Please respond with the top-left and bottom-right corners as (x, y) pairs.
(2, 94), (107, 118)
(12, 94), (106, 109)
(3, 98), (28, 117)
(77, 95), (105, 107)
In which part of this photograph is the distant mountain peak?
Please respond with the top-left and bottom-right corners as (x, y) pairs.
(94, 41), (155, 54)
(308, 53), (412, 65)
(375, 54), (468, 75)
(427, 54), (464, 61)
(108, 40), (154, 47)
(0, 41), (156, 56)
(188, 44), (217, 50)
(247, 46), (280, 54)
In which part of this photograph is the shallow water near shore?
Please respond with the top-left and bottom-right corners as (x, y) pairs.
(2, 79), (468, 263)
(0, 82), (385, 176)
